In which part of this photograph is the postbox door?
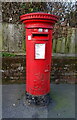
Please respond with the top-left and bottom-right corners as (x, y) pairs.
(26, 28), (52, 95)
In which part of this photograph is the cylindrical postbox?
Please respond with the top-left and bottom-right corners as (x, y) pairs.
(20, 13), (58, 106)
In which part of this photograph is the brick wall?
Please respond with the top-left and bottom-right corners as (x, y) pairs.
(2, 56), (76, 84)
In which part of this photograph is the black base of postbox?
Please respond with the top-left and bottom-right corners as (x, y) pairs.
(25, 92), (51, 106)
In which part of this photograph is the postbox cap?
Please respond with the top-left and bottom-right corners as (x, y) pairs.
(20, 12), (58, 23)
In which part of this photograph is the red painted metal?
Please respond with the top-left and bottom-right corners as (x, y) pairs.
(20, 13), (58, 96)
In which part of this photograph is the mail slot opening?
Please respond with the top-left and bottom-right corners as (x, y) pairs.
(32, 34), (48, 40)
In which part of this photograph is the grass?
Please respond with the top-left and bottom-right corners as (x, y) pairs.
(0, 52), (16, 57)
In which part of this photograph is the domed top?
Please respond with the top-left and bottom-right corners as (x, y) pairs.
(20, 12), (58, 22)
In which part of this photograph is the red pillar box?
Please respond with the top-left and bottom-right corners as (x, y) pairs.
(20, 13), (58, 106)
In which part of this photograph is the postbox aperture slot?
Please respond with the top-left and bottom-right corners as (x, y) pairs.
(32, 33), (48, 40)
(33, 34), (48, 37)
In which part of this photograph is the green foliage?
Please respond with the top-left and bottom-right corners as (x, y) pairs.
(1, 52), (16, 57)
(20, 2), (47, 13)
(2, 2), (76, 27)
